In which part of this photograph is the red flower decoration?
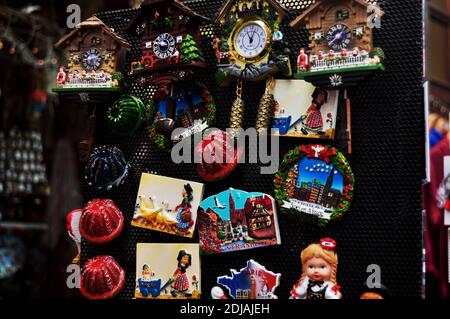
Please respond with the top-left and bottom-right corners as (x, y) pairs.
(192, 274), (197, 281)
(320, 238), (337, 251)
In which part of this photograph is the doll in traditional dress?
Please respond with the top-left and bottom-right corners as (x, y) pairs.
(171, 250), (192, 297)
(290, 238), (342, 300)
(175, 184), (194, 231)
(301, 88), (328, 136)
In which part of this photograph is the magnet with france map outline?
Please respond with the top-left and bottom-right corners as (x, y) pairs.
(211, 260), (280, 300)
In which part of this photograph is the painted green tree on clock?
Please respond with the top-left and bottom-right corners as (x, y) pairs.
(181, 34), (204, 63)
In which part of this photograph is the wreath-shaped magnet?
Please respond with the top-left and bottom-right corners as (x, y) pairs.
(274, 144), (354, 226)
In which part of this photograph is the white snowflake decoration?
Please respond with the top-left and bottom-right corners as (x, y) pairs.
(330, 74), (343, 87)
(79, 92), (90, 103)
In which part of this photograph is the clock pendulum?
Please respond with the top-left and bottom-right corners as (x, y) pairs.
(255, 76), (275, 133)
(230, 79), (245, 138)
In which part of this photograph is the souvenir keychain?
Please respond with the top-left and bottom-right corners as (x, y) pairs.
(290, 238), (342, 300)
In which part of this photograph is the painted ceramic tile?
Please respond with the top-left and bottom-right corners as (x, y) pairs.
(135, 243), (201, 299)
(131, 173), (204, 238)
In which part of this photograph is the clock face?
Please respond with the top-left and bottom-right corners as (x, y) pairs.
(82, 48), (102, 71)
(153, 33), (176, 59)
(234, 22), (268, 59)
(326, 24), (352, 50)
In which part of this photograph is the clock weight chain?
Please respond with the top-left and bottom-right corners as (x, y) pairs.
(229, 79), (245, 139)
(255, 76), (275, 133)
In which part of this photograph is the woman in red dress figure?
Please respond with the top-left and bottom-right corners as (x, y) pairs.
(301, 88), (328, 136)
(171, 250), (192, 297)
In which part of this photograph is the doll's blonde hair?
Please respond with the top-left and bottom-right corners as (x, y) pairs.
(300, 243), (338, 284)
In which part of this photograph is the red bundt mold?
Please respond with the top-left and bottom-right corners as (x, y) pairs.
(80, 255), (125, 299)
(196, 130), (243, 182)
(80, 199), (124, 244)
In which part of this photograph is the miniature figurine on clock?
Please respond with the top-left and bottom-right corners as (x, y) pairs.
(290, 238), (342, 300)
(290, 0), (385, 89)
(53, 16), (130, 92)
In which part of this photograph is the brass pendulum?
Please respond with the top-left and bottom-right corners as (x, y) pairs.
(230, 79), (245, 138)
(255, 76), (275, 133)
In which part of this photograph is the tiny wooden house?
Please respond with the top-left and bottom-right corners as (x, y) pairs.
(290, 0), (382, 53)
(127, 0), (209, 72)
(54, 16), (130, 89)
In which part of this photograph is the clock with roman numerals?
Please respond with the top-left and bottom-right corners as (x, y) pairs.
(153, 33), (176, 59)
(326, 23), (352, 51)
(82, 48), (102, 71)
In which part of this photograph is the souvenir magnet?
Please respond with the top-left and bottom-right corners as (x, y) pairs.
(66, 209), (82, 263)
(80, 199), (124, 244)
(80, 255), (125, 299)
(131, 173), (204, 238)
(290, 238), (342, 300)
(274, 144), (354, 226)
(198, 188), (281, 254)
(214, 260), (281, 300)
(135, 243), (201, 299)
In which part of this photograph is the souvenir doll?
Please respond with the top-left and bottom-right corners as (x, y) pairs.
(290, 238), (342, 300)
(171, 250), (192, 297)
(175, 184), (194, 232)
(301, 88), (328, 136)
(297, 48), (310, 72)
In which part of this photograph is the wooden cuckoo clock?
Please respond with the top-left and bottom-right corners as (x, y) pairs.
(126, 0), (209, 85)
(290, 0), (385, 89)
(213, 0), (292, 84)
(54, 16), (130, 92)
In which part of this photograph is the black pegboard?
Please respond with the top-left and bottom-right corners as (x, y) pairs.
(80, 0), (424, 299)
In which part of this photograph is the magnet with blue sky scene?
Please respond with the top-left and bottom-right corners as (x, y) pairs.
(274, 144), (354, 226)
(198, 189), (281, 255)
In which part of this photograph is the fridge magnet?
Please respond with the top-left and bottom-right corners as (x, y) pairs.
(290, 238), (342, 300)
(212, 259), (281, 299)
(272, 80), (339, 139)
(66, 209), (82, 264)
(84, 145), (130, 191)
(195, 129), (244, 182)
(131, 173), (204, 238)
(107, 95), (146, 136)
(135, 243), (201, 299)
(147, 81), (216, 151)
(198, 188), (281, 254)
(274, 144), (354, 226)
(53, 16), (129, 92)
(126, 0), (209, 84)
(290, 0), (385, 89)
(80, 255), (125, 299)
(79, 199), (124, 244)
(213, 0), (292, 135)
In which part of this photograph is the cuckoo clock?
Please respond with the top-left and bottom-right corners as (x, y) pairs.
(126, 0), (209, 85)
(213, 0), (292, 84)
(290, 0), (385, 89)
(53, 16), (130, 92)
(213, 0), (293, 136)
